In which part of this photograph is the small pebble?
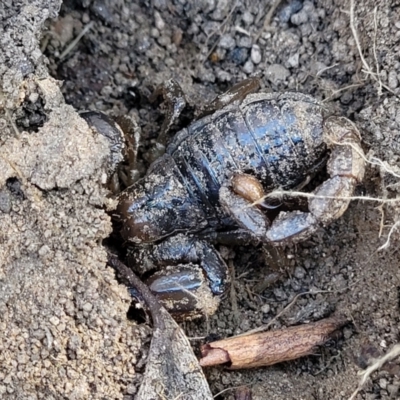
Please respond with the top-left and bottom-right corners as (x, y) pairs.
(340, 91), (353, 105)
(154, 11), (165, 30)
(215, 69), (232, 82)
(237, 36), (252, 48)
(261, 304), (270, 314)
(153, 0), (167, 10)
(90, 0), (113, 24)
(82, 302), (93, 312)
(291, 1), (315, 25)
(388, 69), (398, 89)
(0, 190), (11, 213)
(242, 10), (254, 25)
(201, 0), (216, 13)
(343, 327), (352, 340)
(29, 92), (39, 103)
(239, 318), (251, 331)
(38, 245), (50, 257)
(291, 9), (308, 25)
(279, 0), (303, 23)
(49, 316), (60, 326)
(287, 53), (299, 68)
(136, 36), (151, 53)
(251, 44), (262, 64)
(379, 378), (388, 390)
(388, 384), (399, 396)
(219, 34), (235, 50)
(211, 0), (229, 21)
(81, 13), (90, 24)
(265, 63), (290, 83)
(273, 287), (287, 300)
(228, 47), (249, 65)
(242, 60), (254, 74)
(150, 27), (159, 38)
(294, 266), (306, 279)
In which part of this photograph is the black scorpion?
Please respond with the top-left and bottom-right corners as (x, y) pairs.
(84, 81), (366, 318)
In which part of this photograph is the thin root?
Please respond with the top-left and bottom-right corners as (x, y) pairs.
(376, 220), (400, 251)
(349, 343), (400, 400)
(259, 191), (400, 206)
(349, 0), (398, 98)
(234, 287), (348, 339)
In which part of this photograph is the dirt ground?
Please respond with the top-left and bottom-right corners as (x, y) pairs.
(1, 0), (400, 399)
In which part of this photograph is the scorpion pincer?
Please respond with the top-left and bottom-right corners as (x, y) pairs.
(88, 83), (366, 319)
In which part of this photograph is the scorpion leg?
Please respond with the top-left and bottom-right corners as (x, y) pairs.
(197, 77), (261, 117)
(80, 111), (142, 190)
(128, 234), (228, 317)
(80, 111), (126, 192)
(113, 114), (142, 187)
(150, 77), (260, 160)
(265, 117), (366, 244)
(149, 79), (187, 161)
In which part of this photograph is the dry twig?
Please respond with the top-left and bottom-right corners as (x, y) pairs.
(200, 317), (347, 369)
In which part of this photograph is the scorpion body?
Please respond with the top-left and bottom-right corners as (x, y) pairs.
(91, 84), (365, 318)
(119, 92), (328, 244)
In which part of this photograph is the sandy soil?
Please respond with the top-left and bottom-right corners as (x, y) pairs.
(1, 0), (400, 399)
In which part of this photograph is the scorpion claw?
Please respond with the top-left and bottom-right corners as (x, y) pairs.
(265, 116), (366, 244)
(265, 211), (318, 243)
(219, 182), (271, 241)
(309, 176), (356, 225)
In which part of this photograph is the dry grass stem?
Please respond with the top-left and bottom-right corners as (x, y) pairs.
(316, 63), (339, 77)
(234, 289), (335, 338)
(5, 109), (20, 136)
(326, 135), (400, 180)
(59, 21), (94, 61)
(349, 0), (398, 97)
(235, 26), (251, 36)
(228, 260), (240, 326)
(255, 0), (284, 41)
(322, 83), (364, 103)
(201, 1), (238, 64)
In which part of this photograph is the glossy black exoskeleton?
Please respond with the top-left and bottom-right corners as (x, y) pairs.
(87, 80), (366, 318)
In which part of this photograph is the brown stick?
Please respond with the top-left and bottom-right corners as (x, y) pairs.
(200, 317), (347, 369)
(108, 255), (213, 399)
